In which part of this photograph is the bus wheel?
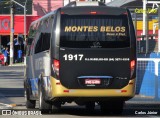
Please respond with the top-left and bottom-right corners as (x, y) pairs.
(100, 102), (112, 115)
(25, 88), (36, 108)
(85, 102), (95, 112)
(38, 85), (52, 113)
(112, 101), (124, 115)
(52, 102), (61, 113)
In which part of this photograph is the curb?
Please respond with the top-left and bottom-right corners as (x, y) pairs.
(0, 103), (13, 109)
(0, 103), (25, 109)
(9, 104), (16, 107)
(9, 104), (24, 107)
(0, 65), (25, 67)
(7, 62), (25, 67)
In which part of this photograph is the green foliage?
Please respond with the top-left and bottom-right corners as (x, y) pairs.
(0, 0), (32, 15)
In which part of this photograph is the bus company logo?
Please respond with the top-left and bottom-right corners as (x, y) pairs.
(91, 41), (102, 48)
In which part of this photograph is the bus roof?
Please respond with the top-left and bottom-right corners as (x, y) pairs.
(65, 1), (106, 7)
(30, 2), (128, 27)
(61, 6), (128, 16)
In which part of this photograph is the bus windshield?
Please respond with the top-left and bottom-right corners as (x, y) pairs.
(60, 14), (130, 48)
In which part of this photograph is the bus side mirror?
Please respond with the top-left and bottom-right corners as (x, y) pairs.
(27, 38), (33, 45)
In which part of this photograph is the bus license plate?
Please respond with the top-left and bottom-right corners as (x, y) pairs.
(85, 79), (101, 85)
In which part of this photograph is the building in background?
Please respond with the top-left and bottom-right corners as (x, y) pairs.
(0, 0), (115, 49)
(107, 0), (160, 38)
(0, 0), (63, 63)
(0, 0), (63, 48)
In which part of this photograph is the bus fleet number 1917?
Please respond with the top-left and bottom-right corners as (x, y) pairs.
(63, 54), (84, 61)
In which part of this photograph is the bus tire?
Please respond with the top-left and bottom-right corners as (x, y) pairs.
(25, 88), (36, 109)
(38, 84), (52, 114)
(52, 102), (61, 113)
(85, 102), (95, 112)
(100, 102), (112, 115)
(112, 101), (124, 115)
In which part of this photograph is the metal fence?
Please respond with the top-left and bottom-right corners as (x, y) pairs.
(132, 58), (160, 101)
(137, 35), (158, 54)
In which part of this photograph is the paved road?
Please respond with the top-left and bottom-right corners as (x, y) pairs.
(0, 66), (24, 97)
(0, 66), (159, 117)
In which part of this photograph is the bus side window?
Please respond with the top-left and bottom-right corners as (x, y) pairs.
(35, 33), (43, 54)
(41, 33), (50, 51)
(27, 22), (39, 56)
(35, 33), (51, 54)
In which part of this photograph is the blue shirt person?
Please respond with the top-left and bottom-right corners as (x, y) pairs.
(3, 47), (9, 65)
(4, 50), (9, 57)
(17, 49), (22, 63)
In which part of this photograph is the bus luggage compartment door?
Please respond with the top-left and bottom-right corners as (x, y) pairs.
(59, 48), (130, 89)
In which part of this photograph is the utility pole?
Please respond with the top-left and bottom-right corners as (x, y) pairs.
(10, 0), (14, 65)
(145, 13), (149, 53)
(24, 0), (27, 40)
(11, 0), (28, 42)
(158, 7), (160, 52)
(24, 5), (26, 40)
(143, 0), (147, 35)
(134, 13), (137, 36)
(0, 35), (1, 52)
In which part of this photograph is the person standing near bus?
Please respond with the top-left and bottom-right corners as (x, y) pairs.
(4, 47), (9, 66)
(1, 45), (5, 53)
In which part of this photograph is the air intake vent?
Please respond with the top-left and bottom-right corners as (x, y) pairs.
(65, 1), (106, 7)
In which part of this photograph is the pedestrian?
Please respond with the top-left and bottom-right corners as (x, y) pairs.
(3, 47), (9, 66)
(17, 48), (22, 63)
(1, 45), (5, 54)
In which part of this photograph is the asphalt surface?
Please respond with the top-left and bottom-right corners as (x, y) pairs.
(0, 65), (159, 117)
(0, 65), (24, 108)
(0, 66), (24, 97)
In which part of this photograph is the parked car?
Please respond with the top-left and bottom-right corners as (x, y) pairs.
(0, 52), (4, 66)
